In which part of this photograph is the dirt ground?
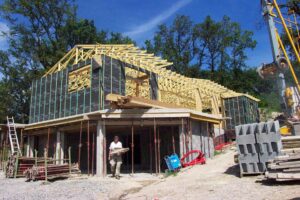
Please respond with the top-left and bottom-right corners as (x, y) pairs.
(124, 148), (300, 200)
(0, 148), (300, 200)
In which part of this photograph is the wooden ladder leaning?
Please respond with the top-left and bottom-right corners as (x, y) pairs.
(6, 116), (22, 156)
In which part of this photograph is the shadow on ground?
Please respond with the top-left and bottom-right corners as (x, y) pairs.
(259, 178), (300, 186)
(224, 164), (240, 177)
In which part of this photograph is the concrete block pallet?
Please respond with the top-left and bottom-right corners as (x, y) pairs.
(235, 121), (282, 177)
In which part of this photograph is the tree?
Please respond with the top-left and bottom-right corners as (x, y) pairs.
(145, 15), (194, 74)
(193, 16), (224, 79)
(193, 16), (256, 81)
(0, 0), (77, 70)
(146, 15), (256, 82)
(0, 0), (135, 123)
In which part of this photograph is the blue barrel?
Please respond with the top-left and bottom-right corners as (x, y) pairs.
(164, 153), (181, 171)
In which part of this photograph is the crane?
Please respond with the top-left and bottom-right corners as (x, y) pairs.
(258, 0), (300, 125)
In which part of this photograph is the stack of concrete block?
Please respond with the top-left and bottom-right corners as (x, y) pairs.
(235, 121), (282, 177)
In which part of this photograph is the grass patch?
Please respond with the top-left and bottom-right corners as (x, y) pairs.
(164, 169), (179, 178)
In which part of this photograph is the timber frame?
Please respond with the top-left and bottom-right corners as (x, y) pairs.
(44, 44), (259, 116)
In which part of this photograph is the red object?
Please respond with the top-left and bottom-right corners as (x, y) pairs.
(180, 150), (206, 167)
(214, 142), (232, 151)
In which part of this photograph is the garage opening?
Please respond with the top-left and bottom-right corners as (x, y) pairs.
(106, 125), (180, 174)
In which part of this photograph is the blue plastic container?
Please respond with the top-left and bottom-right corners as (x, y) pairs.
(164, 153), (181, 171)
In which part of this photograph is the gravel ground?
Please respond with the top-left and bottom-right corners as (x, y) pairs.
(0, 172), (157, 200)
(0, 148), (300, 200)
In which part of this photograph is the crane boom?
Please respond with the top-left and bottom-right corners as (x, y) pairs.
(258, 0), (300, 117)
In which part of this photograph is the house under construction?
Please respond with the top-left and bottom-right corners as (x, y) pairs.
(1, 44), (259, 176)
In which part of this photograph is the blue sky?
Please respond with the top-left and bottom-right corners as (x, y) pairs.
(0, 0), (273, 67)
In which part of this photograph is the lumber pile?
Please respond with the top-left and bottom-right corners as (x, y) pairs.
(265, 152), (300, 181)
(24, 163), (80, 181)
(282, 136), (300, 149)
(5, 155), (54, 178)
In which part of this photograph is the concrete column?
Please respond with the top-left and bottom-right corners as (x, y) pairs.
(55, 131), (64, 164)
(26, 136), (34, 157)
(96, 120), (106, 177)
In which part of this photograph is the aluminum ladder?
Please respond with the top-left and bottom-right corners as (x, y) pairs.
(7, 117), (22, 156)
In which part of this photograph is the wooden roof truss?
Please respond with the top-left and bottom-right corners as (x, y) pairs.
(44, 44), (259, 114)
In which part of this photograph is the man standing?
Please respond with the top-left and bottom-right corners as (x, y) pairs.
(109, 136), (122, 179)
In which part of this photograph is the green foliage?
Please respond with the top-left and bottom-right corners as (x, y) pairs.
(0, 0), (134, 123)
(145, 15), (280, 112)
(145, 15), (194, 74)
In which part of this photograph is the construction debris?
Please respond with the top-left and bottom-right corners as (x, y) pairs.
(265, 150), (300, 181)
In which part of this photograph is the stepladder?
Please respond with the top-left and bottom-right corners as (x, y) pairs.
(6, 117), (22, 156)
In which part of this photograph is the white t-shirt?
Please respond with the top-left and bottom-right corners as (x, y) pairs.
(109, 141), (122, 150)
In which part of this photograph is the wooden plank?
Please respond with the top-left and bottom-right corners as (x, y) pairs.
(283, 168), (300, 172)
(282, 136), (300, 141)
(268, 164), (300, 170)
(106, 93), (182, 109)
(277, 172), (300, 179)
(278, 160), (300, 166)
(273, 154), (300, 161)
(282, 148), (300, 154)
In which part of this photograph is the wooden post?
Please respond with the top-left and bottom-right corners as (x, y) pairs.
(172, 126), (175, 154)
(68, 147), (71, 174)
(87, 121), (90, 176)
(14, 152), (19, 178)
(131, 122), (134, 174)
(47, 128), (50, 152)
(154, 118), (158, 175)
(149, 128), (152, 174)
(126, 134), (129, 171)
(78, 121), (83, 169)
(53, 143), (56, 162)
(35, 150), (38, 166)
(20, 129), (23, 155)
(181, 118), (185, 157)
(44, 148), (48, 182)
(158, 126), (161, 174)
(92, 132), (95, 176)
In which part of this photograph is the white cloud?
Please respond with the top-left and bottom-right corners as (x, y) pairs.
(0, 22), (9, 50)
(124, 0), (192, 38)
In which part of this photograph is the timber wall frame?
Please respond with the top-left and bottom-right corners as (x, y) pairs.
(30, 44), (259, 124)
(29, 54), (159, 123)
(223, 96), (259, 130)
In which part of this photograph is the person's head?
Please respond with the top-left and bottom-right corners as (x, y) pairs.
(113, 136), (119, 143)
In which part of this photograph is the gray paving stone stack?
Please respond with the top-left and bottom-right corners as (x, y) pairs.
(235, 121), (282, 177)
(256, 121), (282, 166)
